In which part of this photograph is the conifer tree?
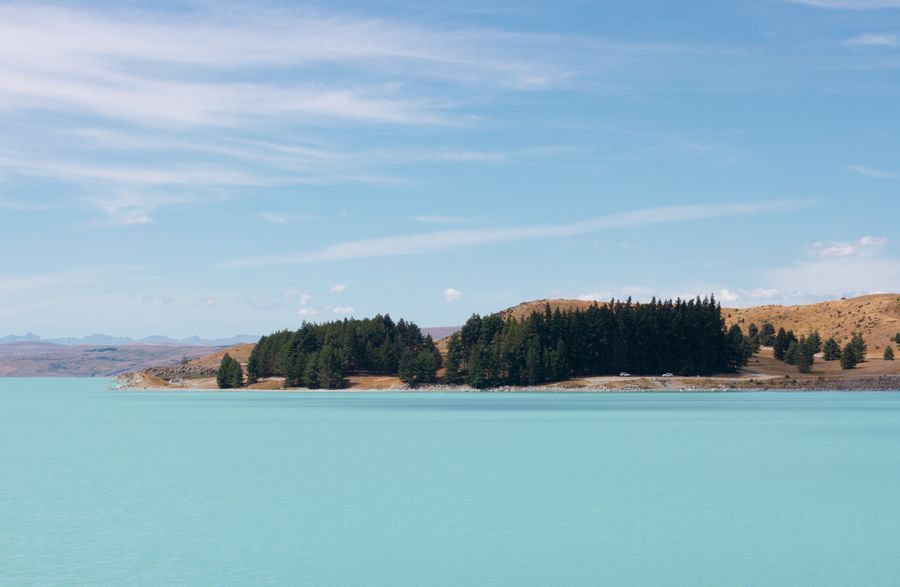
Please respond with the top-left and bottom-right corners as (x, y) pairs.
(885, 345), (895, 361)
(316, 344), (347, 389)
(840, 344), (859, 370)
(304, 352), (320, 388)
(784, 340), (800, 366)
(444, 333), (463, 384)
(246, 351), (261, 384)
(773, 328), (789, 361)
(822, 337), (842, 361)
(216, 353), (243, 389)
(849, 332), (868, 362)
(808, 330), (822, 354)
(797, 336), (815, 374)
(759, 322), (776, 346)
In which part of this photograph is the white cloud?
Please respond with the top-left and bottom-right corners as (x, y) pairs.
(332, 306), (355, 314)
(227, 200), (806, 267)
(298, 293), (313, 306)
(122, 213), (154, 225)
(751, 288), (780, 299)
(329, 284), (347, 293)
(415, 215), (471, 225)
(260, 212), (315, 224)
(788, 0), (900, 8)
(845, 33), (899, 46)
(0, 4), (573, 131)
(812, 235), (886, 257)
(768, 258), (900, 296)
(849, 165), (898, 179)
(719, 288), (740, 303)
(443, 288), (463, 302)
(297, 308), (318, 317)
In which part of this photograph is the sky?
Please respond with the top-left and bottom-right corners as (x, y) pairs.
(1, 0), (899, 338)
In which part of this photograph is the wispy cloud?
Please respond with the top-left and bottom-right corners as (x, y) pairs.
(332, 306), (355, 315)
(226, 200), (807, 267)
(788, 0), (900, 8)
(0, 265), (143, 293)
(415, 215), (472, 225)
(849, 164), (898, 178)
(845, 33), (899, 46)
(810, 235), (886, 257)
(259, 211), (316, 224)
(329, 284), (347, 293)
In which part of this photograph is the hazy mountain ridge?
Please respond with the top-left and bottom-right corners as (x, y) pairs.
(0, 333), (260, 347)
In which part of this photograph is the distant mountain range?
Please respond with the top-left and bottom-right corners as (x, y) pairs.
(0, 333), (260, 347)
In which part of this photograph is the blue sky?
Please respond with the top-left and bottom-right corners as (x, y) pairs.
(1, 0), (899, 338)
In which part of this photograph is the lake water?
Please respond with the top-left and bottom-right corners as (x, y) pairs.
(2, 378), (900, 585)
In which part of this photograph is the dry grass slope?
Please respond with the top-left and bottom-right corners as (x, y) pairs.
(723, 293), (900, 351)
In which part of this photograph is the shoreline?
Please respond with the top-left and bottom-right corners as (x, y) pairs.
(115, 372), (900, 393)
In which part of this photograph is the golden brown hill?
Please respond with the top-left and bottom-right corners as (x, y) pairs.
(722, 294), (900, 353)
(498, 299), (598, 321)
(188, 343), (255, 369)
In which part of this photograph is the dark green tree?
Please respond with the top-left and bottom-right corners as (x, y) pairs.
(822, 337), (842, 361)
(316, 344), (347, 389)
(773, 328), (790, 361)
(784, 340), (800, 366)
(303, 352), (320, 388)
(849, 332), (868, 362)
(885, 345), (895, 361)
(797, 336), (815, 374)
(444, 333), (463, 384)
(808, 330), (822, 354)
(216, 353), (243, 389)
(759, 322), (776, 346)
(840, 344), (859, 370)
(246, 351), (261, 384)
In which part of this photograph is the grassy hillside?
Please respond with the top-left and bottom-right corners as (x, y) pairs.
(722, 293), (900, 353)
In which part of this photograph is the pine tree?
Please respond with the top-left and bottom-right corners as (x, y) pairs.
(317, 344), (347, 389)
(525, 337), (544, 385)
(885, 345), (895, 361)
(773, 328), (789, 361)
(797, 336), (815, 374)
(444, 334), (463, 384)
(840, 344), (859, 370)
(822, 337), (842, 361)
(748, 323), (759, 341)
(216, 353), (243, 389)
(465, 342), (489, 388)
(760, 322), (776, 346)
(303, 352), (320, 388)
(850, 332), (868, 362)
(784, 340), (800, 366)
(808, 330), (822, 354)
(246, 350), (261, 384)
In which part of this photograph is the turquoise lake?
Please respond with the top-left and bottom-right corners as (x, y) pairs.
(2, 378), (900, 585)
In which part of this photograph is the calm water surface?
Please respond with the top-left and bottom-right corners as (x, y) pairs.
(2, 378), (900, 585)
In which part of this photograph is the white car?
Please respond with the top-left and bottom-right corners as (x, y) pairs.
(618, 372), (631, 377)
(662, 373), (674, 378)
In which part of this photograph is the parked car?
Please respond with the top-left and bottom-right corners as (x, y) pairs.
(662, 372), (674, 378)
(618, 372), (631, 377)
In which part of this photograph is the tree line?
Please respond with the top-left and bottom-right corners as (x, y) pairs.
(443, 297), (754, 388)
(234, 315), (441, 389)
(762, 323), (877, 372)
